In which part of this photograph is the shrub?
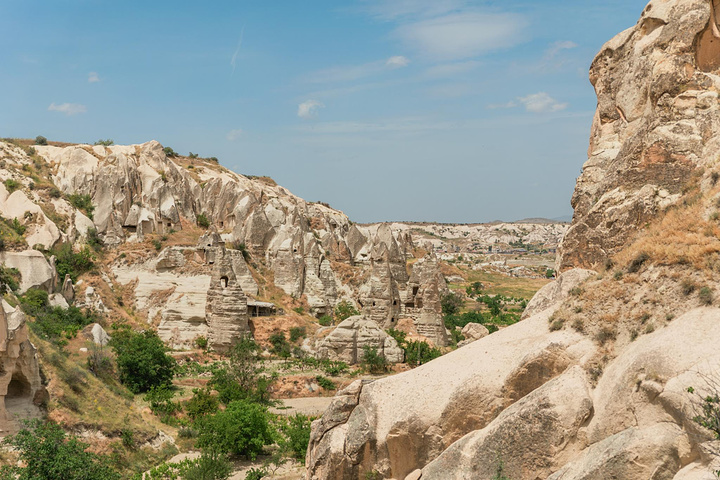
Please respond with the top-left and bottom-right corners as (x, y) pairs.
(245, 468), (267, 480)
(10, 217), (26, 235)
(197, 213), (210, 228)
(86, 227), (103, 251)
(94, 139), (114, 146)
(20, 289), (96, 341)
(404, 340), (442, 367)
(49, 187), (61, 198)
(86, 344), (114, 379)
(361, 346), (388, 374)
(152, 239), (162, 251)
(195, 399), (275, 459)
(52, 243), (95, 282)
(195, 335), (208, 349)
(35, 135), (48, 145)
(228, 241), (250, 261)
(110, 328), (177, 394)
(681, 279), (697, 296)
(315, 375), (336, 390)
(289, 326), (306, 342)
(209, 336), (272, 405)
(335, 300), (359, 322)
(318, 315), (332, 327)
(188, 152), (199, 159)
(0, 419), (120, 479)
(627, 252), (650, 273)
(279, 413), (312, 460)
(144, 385), (180, 417)
(185, 388), (219, 420)
(0, 265), (20, 293)
(163, 146), (177, 157)
(180, 451), (232, 480)
(323, 360), (348, 377)
(4, 179), (20, 193)
(68, 193), (94, 219)
(700, 286), (714, 306)
(594, 327), (617, 346)
(441, 292), (463, 316)
(549, 319), (565, 331)
(269, 332), (291, 358)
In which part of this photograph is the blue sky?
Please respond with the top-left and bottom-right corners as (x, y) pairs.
(1, 0), (649, 223)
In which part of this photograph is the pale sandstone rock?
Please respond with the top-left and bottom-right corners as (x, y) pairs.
(315, 316), (404, 365)
(522, 268), (596, 319)
(420, 366), (593, 480)
(306, 310), (596, 479)
(0, 250), (55, 293)
(456, 322), (489, 347)
(61, 274), (74, 302)
(48, 293), (68, 309)
(205, 249), (249, 352)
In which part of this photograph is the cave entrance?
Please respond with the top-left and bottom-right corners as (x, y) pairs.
(4, 373), (32, 418)
(220, 276), (229, 288)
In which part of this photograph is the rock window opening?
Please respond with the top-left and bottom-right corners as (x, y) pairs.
(220, 276), (229, 288)
(393, 300), (397, 306)
(219, 221), (224, 228)
(412, 286), (419, 296)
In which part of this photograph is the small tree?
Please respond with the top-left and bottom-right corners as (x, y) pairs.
(0, 419), (120, 479)
(110, 328), (177, 394)
(362, 345), (388, 374)
(195, 399), (275, 459)
(335, 300), (359, 322)
(441, 292), (463, 317)
(35, 135), (48, 145)
(197, 213), (210, 228)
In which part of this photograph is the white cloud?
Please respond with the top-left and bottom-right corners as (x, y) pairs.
(230, 27), (244, 75)
(386, 55), (410, 68)
(304, 56), (410, 84)
(88, 72), (100, 83)
(48, 102), (87, 116)
(544, 40), (578, 60)
(517, 93), (567, 113)
(226, 129), (243, 141)
(395, 12), (527, 61)
(424, 60), (481, 78)
(298, 100), (324, 119)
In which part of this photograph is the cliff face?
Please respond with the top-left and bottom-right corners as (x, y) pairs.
(559, 0), (718, 270)
(306, 1), (720, 479)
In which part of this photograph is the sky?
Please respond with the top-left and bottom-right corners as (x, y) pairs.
(0, 0), (650, 223)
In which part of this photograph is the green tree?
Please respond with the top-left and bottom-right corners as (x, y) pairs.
(441, 292), (463, 317)
(110, 328), (177, 394)
(0, 419), (120, 480)
(361, 345), (388, 374)
(195, 400), (275, 459)
(209, 336), (273, 405)
(53, 243), (95, 282)
(35, 135), (48, 145)
(278, 413), (312, 460)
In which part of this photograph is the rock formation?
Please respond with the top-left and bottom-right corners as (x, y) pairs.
(315, 315), (404, 365)
(0, 303), (44, 434)
(205, 249), (249, 352)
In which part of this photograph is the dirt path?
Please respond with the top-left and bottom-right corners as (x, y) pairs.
(270, 396), (334, 417)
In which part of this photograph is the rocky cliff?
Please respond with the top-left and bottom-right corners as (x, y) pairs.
(306, 1), (720, 478)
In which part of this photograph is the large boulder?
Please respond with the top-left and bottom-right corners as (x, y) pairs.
(315, 316), (404, 365)
(0, 250), (55, 293)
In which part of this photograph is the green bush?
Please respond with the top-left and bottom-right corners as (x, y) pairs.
(279, 413), (312, 460)
(4, 179), (20, 193)
(335, 300), (359, 322)
(20, 289), (96, 341)
(269, 332), (291, 358)
(0, 265), (20, 293)
(318, 315), (332, 327)
(323, 360), (348, 377)
(144, 385), (180, 417)
(185, 388), (219, 420)
(228, 241), (250, 261)
(315, 375), (336, 390)
(209, 336), (273, 405)
(68, 193), (94, 219)
(441, 292), (463, 316)
(699, 286), (714, 306)
(35, 135), (48, 145)
(52, 243), (95, 282)
(627, 252), (650, 273)
(195, 399), (275, 459)
(404, 340), (442, 367)
(0, 419), (120, 479)
(289, 326), (306, 342)
(163, 146), (177, 157)
(361, 346), (388, 374)
(197, 214), (210, 228)
(86, 228), (103, 251)
(110, 328), (177, 394)
(94, 139), (114, 146)
(195, 335), (208, 349)
(245, 468), (267, 480)
(10, 217), (26, 235)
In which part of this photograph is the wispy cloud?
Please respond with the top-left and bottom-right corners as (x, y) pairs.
(230, 27), (244, 75)
(226, 129), (243, 141)
(544, 40), (578, 60)
(298, 100), (324, 119)
(394, 12), (527, 61)
(88, 72), (100, 83)
(518, 92), (567, 113)
(48, 103), (87, 116)
(304, 55), (410, 84)
(424, 60), (481, 78)
(386, 55), (410, 68)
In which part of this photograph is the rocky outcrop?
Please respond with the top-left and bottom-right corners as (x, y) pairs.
(315, 316), (404, 365)
(205, 249), (249, 352)
(456, 322), (489, 347)
(0, 250), (55, 293)
(522, 268), (596, 319)
(0, 303), (44, 434)
(558, 0), (718, 271)
(402, 253), (448, 346)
